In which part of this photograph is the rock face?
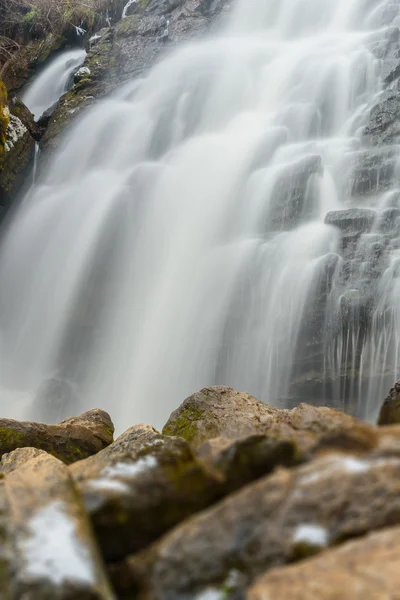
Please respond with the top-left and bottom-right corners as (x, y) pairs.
(247, 526), (400, 600)
(0, 78), (41, 209)
(40, 0), (230, 155)
(2, 34), (67, 93)
(1, 447), (115, 599)
(0, 408), (114, 464)
(113, 452), (400, 599)
(70, 423), (224, 561)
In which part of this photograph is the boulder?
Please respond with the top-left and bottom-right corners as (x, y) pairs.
(247, 526), (400, 600)
(162, 386), (377, 450)
(378, 380), (400, 424)
(111, 451), (400, 599)
(196, 435), (299, 493)
(0, 408), (114, 464)
(1, 447), (114, 599)
(70, 424), (224, 562)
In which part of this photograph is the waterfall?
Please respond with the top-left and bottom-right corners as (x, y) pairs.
(0, 0), (399, 429)
(22, 49), (86, 119)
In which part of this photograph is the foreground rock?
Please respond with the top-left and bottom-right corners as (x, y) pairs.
(2, 448), (114, 599)
(248, 526), (400, 600)
(112, 451), (400, 598)
(70, 424), (224, 561)
(0, 408), (114, 464)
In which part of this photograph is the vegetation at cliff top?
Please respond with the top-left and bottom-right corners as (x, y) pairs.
(0, 0), (113, 65)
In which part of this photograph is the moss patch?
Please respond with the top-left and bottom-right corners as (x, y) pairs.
(0, 80), (9, 163)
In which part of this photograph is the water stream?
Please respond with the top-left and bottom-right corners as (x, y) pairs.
(22, 48), (86, 119)
(1, 0), (400, 429)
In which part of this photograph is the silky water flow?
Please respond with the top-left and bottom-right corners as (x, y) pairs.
(0, 0), (399, 430)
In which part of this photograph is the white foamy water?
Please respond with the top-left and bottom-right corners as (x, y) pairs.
(1, 0), (400, 430)
(22, 49), (86, 119)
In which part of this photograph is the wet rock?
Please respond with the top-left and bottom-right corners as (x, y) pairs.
(266, 154), (322, 230)
(378, 380), (400, 425)
(248, 526), (400, 600)
(0, 408), (114, 464)
(350, 148), (396, 198)
(2, 448), (114, 599)
(40, 0), (230, 156)
(112, 452), (400, 599)
(70, 424), (224, 562)
(364, 90), (400, 146)
(324, 208), (377, 233)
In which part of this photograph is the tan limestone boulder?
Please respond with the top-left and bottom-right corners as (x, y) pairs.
(111, 451), (400, 599)
(70, 424), (224, 562)
(247, 526), (400, 600)
(2, 447), (115, 599)
(0, 408), (114, 464)
(163, 386), (377, 450)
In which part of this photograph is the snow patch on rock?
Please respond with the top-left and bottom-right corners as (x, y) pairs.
(88, 478), (130, 493)
(300, 455), (400, 487)
(5, 114), (27, 152)
(19, 500), (94, 585)
(292, 524), (329, 547)
(102, 454), (158, 479)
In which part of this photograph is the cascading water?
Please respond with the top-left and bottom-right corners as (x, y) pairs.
(0, 0), (399, 429)
(22, 48), (86, 119)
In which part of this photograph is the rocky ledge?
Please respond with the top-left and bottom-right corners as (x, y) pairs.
(0, 384), (400, 598)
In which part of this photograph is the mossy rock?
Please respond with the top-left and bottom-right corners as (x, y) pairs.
(0, 80), (10, 162)
(70, 424), (224, 562)
(0, 409), (114, 465)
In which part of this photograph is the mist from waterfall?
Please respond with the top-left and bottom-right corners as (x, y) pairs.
(22, 48), (86, 119)
(1, 0), (400, 430)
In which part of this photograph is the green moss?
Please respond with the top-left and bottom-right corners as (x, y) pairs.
(116, 15), (141, 37)
(0, 80), (9, 163)
(22, 8), (43, 28)
(162, 406), (207, 443)
(0, 427), (27, 458)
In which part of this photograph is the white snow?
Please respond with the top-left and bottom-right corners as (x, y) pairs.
(102, 454), (158, 478)
(19, 500), (94, 585)
(5, 114), (27, 152)
(88, 478), (130, 493)
(74, 25), (87, 36)
(300, 455), (399, 486)
(292, 524), (329, 547)
(195, 589), (225, 600)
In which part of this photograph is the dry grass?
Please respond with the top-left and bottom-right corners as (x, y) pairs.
(0, 0), (112, 65)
